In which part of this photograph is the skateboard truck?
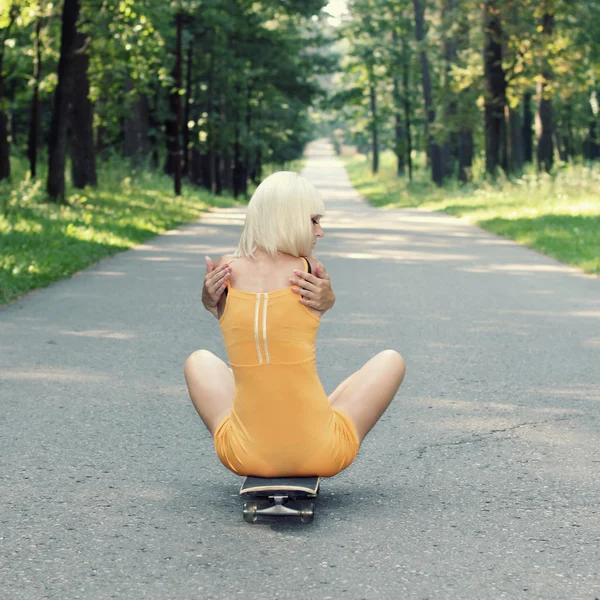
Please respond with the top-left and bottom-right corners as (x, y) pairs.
(239, 476), (320, 523)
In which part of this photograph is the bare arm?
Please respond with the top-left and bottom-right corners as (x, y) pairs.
(289, 259), (335, 315)
(202, 255), (233, 319)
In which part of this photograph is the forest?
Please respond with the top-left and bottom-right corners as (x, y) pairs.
(0, 0), (333, 199)
(2, 0), (599, 194)
(328, 0), (600, 182)
(0, 0), (598, 304)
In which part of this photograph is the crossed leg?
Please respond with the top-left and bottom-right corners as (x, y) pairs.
(327, 350), (406, 443)
(184, 349), (406, 442)
(184, 350), (235, 436)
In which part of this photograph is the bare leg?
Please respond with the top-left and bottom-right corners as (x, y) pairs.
(184, 350), (235, 436)
(328, 350), (406, 443)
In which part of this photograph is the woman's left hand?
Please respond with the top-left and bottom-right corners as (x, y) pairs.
(290, 264), (335, 313)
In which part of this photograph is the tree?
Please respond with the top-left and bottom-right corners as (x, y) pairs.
(47, 0), (81, 202)
(483, 0), (508, 175)
(69, 31), (97, 188)
(536, 1), (555, 172)
(412, 0), (443, 184)
(164, 9), (183, 195)
(0, 2), (19, 180)
(27, 13), (42, 178)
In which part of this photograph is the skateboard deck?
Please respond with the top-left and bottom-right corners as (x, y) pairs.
(240, 476), (320, 523)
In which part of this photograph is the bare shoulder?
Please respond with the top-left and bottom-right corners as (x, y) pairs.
(215, 254), (236, 268)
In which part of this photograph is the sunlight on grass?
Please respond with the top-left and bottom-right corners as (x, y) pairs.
(0, 156), (239, 304)
(344, 151), (600, 276)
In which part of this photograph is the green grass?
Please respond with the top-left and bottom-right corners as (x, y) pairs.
(0, 153), (311, 305)
(0, 156), (240, 305)
(343, 151), (600, 276)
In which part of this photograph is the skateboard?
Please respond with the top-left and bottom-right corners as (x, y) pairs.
(239, 476), (320, 523)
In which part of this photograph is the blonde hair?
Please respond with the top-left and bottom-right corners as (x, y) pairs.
(235, 171), (325, 259)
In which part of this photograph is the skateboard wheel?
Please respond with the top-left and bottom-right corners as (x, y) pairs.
(242, 502), (258, 523)
(299, 502), (314, 524)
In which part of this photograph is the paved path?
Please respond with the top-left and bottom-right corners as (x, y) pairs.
(1, 140), (599, 599)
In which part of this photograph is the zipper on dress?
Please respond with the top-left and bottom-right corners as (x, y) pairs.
(254, 293), (263, 364)
(262, 293), (270, 363)
(253, 293), (271, 364)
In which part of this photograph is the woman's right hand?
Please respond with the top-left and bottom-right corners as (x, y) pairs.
(202, 256), (231, 317)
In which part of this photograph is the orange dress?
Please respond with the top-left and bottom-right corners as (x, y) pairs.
(214, 257), (359, 477)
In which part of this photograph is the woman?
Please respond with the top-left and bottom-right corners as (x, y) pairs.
(185, 171), (406, 477)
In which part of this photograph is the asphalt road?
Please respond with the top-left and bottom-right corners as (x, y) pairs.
(1, 140), (599, 599)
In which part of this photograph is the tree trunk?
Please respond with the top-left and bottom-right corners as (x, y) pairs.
(27, 18), (42, 178)
(507, 104), (524, 172)
(441, 0), (459, 179)
(214, 154), (222, 195)
(47, 0), (80, 202)
(252, 144), (262, 184)
(483, 0), (508, 175)
(522, 91), (534, 163)
(391, 30), (404, 177)
(393, 87), (404, 176)
(96, 112), (108, 158)
(188, 148), (202, 185)
(173, 11), (183, 194)
(0, 8), (17, 181)
(536, 9), (554, 172)
(0, 78), (10, 181)
(402, 36), (413, 182)
(164, 11), (183, 195)
(203, 49), (216, 191)
(69, 32), (97, 188)
(457, 129), (473, 182)
(222, 155), (232, 192)
(183, 38), (193, 177)
(231, 83), (243, 198)
(589, 121), (600, 159)
(164, 100), (178, 176)
(9, 111), (16, 147)
(242, 85), (252, 197)
(206, 148), (215, 192)
(123, 80), (151, 161)
(200, 152), (211, 187)
(369, 76), (379, 174)
(148, 86), (161, 169)
(233, 124), (242, 198)
(456, 9), (473, 182)
(412, 0), (443, 185)
(585, 102), (600, 160)
(562, 101), (574, 160)
(585, 89), (600, 159)
(555, 131), (567, 162)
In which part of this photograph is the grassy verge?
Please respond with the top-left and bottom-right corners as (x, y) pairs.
(343, 151), (600, 276)
(0, 156), (239, 305)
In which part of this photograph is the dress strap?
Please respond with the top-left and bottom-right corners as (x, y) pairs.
(302, 257), (312, 274)
(223, 256), (239, 291)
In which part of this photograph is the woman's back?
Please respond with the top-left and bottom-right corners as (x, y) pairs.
(214, 253), (359, 477)
(218, 255), (319, 365)
(221, 252), (320, 319)
(225, 252), (308, 290)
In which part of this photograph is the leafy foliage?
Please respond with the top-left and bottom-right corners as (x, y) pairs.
(0, 153), (238, 304)
(324, 0), (600, 176)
